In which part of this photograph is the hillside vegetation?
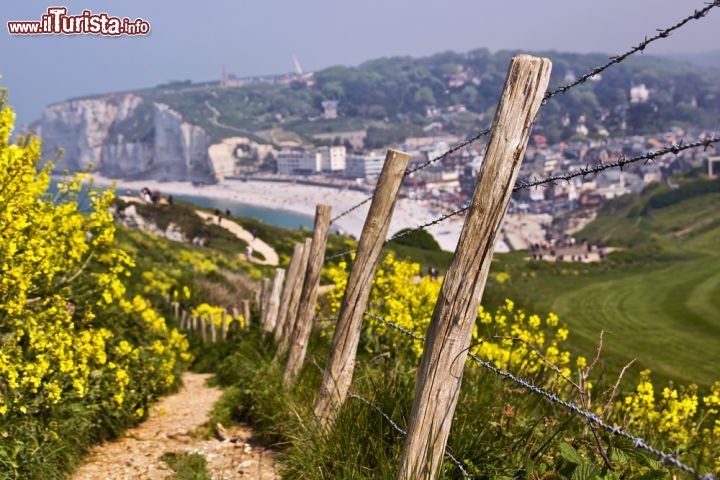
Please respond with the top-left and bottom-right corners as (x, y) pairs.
(482, 176), (720, 388)
(98, 50), (720, 145)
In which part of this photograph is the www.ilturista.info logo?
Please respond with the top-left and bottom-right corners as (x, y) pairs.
(7, 7), (150, 36)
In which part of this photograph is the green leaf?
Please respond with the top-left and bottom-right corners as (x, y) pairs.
(609, 447), (629, 465)
(635, 470), (670, 480)
(558, 442), (583, 464)
(571, 463), (601, 480)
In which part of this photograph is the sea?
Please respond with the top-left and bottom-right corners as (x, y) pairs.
(49, 179), (314, 230)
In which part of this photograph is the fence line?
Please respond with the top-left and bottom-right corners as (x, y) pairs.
(544, 0), (720, 100)
(347, 392), (472, 480)
(361, 311), (717, 480)
(330, 1), (720, 225)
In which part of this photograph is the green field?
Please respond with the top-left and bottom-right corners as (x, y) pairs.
(484, 178), (720, 388)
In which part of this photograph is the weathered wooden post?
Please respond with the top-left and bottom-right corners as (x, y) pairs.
(274, 242), (306, 343)
(314, 149), (411, 428)
(264, 268), (285, 332)
(221, 311), (229, 339)
(283, 205), (331, 385)
(259, 278), (271, 327)
(210, 314), (217, 343)
(277, 237), (312, 356)
(242, 299), (251, 331)
(181, 310), (188, 330)
(396, 55), (552, 480)
(173, 301), (179, 320)
(200, 316), (207, 343)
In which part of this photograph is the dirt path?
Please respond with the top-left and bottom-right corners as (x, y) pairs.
(196, 210), (279, 266)
(73, 372), (279, 480)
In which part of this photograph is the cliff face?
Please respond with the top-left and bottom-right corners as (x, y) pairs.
(40, 93), (216, 182)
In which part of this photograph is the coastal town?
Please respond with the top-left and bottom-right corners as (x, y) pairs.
(185, 121), (717, 257)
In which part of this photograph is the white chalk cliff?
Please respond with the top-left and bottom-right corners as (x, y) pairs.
(39, 93), (217, 182)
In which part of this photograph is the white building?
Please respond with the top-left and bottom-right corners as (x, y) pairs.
(317, 146), (346, 172)
(630, 84), (650, 104)
(321, 100), (338, 120)
(276, 150), (321, 175)
(345, 152), (385, 179)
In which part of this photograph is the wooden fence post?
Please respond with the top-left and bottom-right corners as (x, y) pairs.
(314, 149), (410, 428)
(242, 299), (251, 331)
(283, 205), (331, 385)
(210, 314), (217, 343)
(259, 278), (270, 327)
(277, 237), (312, 356)
(200, 316), (207, 343)
(264, 268), (285, 332)
(191, 315), (197, 331)
(396, 55), (552, 480)
(221, 311), (228, 339)
(274, 242), (306, 343)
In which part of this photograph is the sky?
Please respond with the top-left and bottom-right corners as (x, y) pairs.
(1, 0), (718, 127)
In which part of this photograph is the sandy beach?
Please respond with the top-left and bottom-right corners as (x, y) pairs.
(90, 175), (546, 253)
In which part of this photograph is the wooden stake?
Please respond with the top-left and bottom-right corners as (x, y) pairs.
(221, 311), (228, 340)
(274, 242), (306, 343)
(259, 278), (270, 327)
(200, 316), (207, 343)
(397, 54), (552, 480)
(264, 268), (285, 332)
(314, 149), (410, 428)
(277, 237), (312, 356)
(242, 299), (251, 331)
(283, 205), (331, 385)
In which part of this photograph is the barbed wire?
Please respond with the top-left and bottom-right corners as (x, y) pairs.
(359, 310), (717, 480)
(330, 128), (492, 225)
(325, 135), (718, 263)
(544, 1), (720, 100)
(515, 136), (718, 190)
(405, 128), (492, 176)
(347, 392), (471, 479)
(329, 2), (720, 227)
(466, 352), (716, 480)
(331, 196), (373, 224)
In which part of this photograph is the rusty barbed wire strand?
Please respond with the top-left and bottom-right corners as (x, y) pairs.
(544, 1), (720, 100)
(324, 135), (718, 262)
(330, 128), (492, 225)
(360, 310), (717, 480)
(347, 392), (471, 479)
(405, 128), (492, 176)
(329, 3), (720, 226)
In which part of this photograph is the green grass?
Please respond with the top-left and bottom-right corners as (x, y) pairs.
(199, 328), (676, 479)
(482, 179), (720, 388)
(161, 452), (213, 480)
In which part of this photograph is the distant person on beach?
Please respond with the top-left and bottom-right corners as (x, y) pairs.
(252, 228), (257, 240)
(245, 245), (253, 261)
(225, 209), (231, 217)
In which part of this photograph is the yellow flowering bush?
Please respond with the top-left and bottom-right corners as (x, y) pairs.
(324, 253), (719, 475)
(615, 371), (719, 475)
(0, 93), (191, 476)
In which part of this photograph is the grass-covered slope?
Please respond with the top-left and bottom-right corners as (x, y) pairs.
(484, 177), (720, 387)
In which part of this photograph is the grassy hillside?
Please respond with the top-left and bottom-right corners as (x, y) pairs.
(482, 177), (720, 387)
(105, 49), (720, 145)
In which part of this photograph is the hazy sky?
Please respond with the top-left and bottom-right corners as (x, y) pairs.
(1, 0), (718, 127)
